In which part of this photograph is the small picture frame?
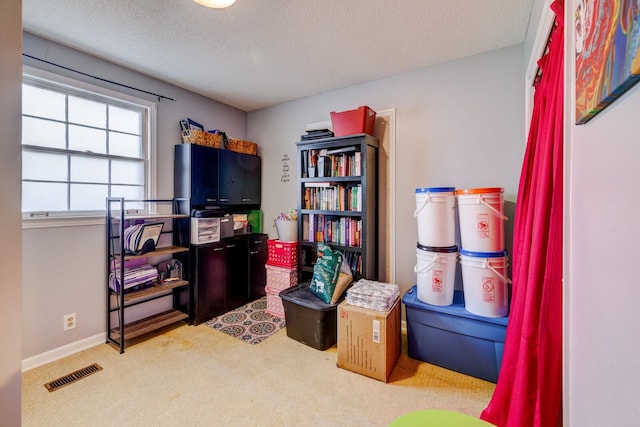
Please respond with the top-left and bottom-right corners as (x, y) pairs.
(187, 118), (204, 131)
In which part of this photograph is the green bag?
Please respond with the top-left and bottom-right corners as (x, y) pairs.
(309, 243), (343, 304)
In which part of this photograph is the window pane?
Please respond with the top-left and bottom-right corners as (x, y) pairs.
(22, 73), (152, 216)
(70, 184), (108, 211)
(70, 155), (109, 183)
(22, 84), (66, 121)
(111, 185), (144, 209)
(109, 105), (141, 134)
(109, 131), (142, 158)
(69, 125), (107, 154)
(22, 151), (67, 181)
(22, 182), (68, 212)
(22, 117), (66, 149)
(111, 159), (144, 185)
(68, 96), (106, 128)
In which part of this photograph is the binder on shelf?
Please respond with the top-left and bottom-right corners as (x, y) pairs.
(123, 222), (164, 255)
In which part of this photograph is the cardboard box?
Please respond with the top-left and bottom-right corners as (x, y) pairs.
(336, 299), (401, 382)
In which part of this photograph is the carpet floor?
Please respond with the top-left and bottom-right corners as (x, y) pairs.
(22, 324), (496, 426)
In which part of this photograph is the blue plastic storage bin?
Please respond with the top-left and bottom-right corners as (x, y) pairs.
(402, 285), (508, 382)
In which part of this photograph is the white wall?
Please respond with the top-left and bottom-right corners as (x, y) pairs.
(248, 45), (525, 299)
(21, 33), (248, 360)
(565, 0), (640, 425)
(0, 0), (23, 424)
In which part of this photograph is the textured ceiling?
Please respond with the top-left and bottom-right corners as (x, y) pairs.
(23, 0), (534, 112)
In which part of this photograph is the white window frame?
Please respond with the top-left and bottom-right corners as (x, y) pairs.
(21, 66), (157, 229)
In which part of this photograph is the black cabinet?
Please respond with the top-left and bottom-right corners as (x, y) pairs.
(219, 149), (261, 207)
(174, 144), (219, 208)
(192, 241), (227, 325)
(191, 236), (267, 325)
(175, 143), (261, 210)
(248, 234), (268, 299)
(224, 238), (249, 310)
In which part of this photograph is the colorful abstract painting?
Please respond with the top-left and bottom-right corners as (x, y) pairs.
(575, 0), (640, 124)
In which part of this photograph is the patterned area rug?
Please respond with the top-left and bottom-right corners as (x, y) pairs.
(204, 297), (286, 344)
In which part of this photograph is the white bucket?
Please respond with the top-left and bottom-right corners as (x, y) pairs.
(459, 249), (510, 317)
(414, 187), (456, 247)
(456, 187), (507, 252)
(415, 244), (458, 306)
(275, 220), (297, 242)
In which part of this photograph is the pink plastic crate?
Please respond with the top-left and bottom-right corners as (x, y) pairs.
(265, 264), (298, 291)
(267, 239), (299, 268)
(265, 285), (285, 318)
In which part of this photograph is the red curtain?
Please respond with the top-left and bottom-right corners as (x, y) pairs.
(480, 1), (564, 426)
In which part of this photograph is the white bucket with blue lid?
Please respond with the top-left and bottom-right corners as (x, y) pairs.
(415, 243), (458, 306)
(414, 187), (456, 247)
(459, 249), (510, 317)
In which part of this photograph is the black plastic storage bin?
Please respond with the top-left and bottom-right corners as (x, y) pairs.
(279, 284), (340, 350)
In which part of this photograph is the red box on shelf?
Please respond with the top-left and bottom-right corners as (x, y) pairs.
(330, 106), (377, 137)
(267, 239), (299, 268)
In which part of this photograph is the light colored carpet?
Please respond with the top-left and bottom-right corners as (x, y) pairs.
(22, 324), (495, 426)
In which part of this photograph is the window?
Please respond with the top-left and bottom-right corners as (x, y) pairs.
(21, 67), (156, 224)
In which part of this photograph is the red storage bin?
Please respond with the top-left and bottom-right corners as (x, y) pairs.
(330, 106), (376, 137)
(267, 239), (299, 268)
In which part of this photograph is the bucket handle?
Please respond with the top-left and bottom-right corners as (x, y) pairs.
(414, 256), (439, 274)
(480, 195), (509, 221)
(486, 260), (513, 285)
(487, 261), (512, 308)
(413, 195), (432, 217)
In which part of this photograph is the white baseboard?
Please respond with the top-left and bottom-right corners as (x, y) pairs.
(22, 333), (105, 372)
(21, 319), (407, 372)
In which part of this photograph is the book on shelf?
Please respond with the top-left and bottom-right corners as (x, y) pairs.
(354, 151), (362, 176)
(301, 150), (308, 178)
(303, 214), (361, 247)
(301, 130), (334, 140)
(305, 181), (332, 187)
(326, 146), (357, 155)
(304, 183), (362, 211)
(308, 213), (315, 243)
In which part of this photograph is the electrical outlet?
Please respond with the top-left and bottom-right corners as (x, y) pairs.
(63, 312), (76, 331)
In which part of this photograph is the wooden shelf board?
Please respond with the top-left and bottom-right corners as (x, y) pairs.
(110, 213), (189, 221)
(299, 241), (363, 252)
(115, 280), (189, 303)
(110, 310), (188, 341)
(121, 245), (189, 260)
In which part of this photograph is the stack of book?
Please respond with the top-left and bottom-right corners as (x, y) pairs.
(301, 129), (334, 141)
(109, 264), (158, 293)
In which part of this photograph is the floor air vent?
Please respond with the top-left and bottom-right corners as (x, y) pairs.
(44, 363), (103, 392)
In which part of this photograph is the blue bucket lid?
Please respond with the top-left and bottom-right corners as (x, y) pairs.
(417, 243), (458, 253)
(415, 187), (455, 193)
(459, 249), (508, 258)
